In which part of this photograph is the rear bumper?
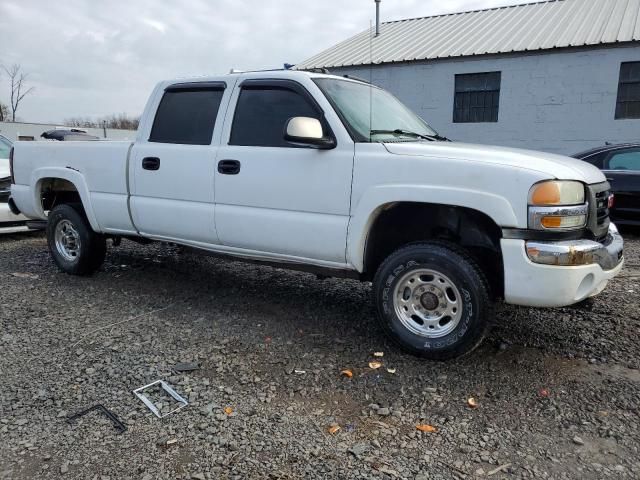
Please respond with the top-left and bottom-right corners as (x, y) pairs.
(502, 223), (624, 307)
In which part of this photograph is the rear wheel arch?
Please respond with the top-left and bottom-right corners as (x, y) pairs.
(39, 177), (81, 208)
(33, 171), (101, 232)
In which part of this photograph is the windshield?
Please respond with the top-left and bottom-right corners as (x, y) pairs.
(314, 78), (438, 142)
(0, 136), (11, 159)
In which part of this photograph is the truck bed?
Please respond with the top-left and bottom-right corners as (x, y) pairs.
(11, 140), (136, 234)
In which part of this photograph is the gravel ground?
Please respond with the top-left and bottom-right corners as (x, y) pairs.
(1, 230), (639, 480)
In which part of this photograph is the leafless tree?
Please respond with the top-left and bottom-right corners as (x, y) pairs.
(101, 113), (140, 130)
(0, 69), (7, 121)
(0, 102), (8, 122)
(65, 113), (140, 130)
(2, 64), (35, 122)
(65, 117), (98, 128)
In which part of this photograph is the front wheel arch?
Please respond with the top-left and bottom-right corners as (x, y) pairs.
(360, 202), (504, 298)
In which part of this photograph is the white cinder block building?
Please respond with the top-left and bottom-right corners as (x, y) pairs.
(295, 0), (640, 155)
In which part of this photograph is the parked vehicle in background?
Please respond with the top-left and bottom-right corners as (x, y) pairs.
(41, 129), (100, 141)
(8, 70), (624, 359)
(573, 143), (640, 226)
(0, 135), (29, 233)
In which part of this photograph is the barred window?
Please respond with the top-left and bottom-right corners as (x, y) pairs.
(615, 62), (640, 120)
(453, 72), (501, 123)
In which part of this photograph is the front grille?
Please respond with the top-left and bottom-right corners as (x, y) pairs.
(595, 190), (610, 227)
(587, 183), (610, 241)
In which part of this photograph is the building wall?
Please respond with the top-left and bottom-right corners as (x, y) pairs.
(330, 45), (640, 155)
(0, 122), (135, 142)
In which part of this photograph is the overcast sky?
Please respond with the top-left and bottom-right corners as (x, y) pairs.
(1, 0), (533, 123)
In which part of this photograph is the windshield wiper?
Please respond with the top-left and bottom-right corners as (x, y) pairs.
(430, 133), (451, 141)
(370, 129), (449, 141)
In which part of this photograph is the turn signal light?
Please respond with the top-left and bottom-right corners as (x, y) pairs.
(540, 215), (586, 229)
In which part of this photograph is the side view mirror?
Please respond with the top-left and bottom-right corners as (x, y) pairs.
(284, 117), (336, 149)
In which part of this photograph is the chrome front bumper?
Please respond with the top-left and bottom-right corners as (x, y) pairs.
(525, 223), (624, 270)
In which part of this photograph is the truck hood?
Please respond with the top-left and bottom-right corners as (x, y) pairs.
(383, 141), (606, 185)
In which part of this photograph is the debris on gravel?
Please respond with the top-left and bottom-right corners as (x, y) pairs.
(1, 230), (639, 479)
(173, 362), (200, 372)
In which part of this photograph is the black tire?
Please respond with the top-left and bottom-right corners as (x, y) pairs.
(373, 242), (492, 360)
(47, 203), (106, 276)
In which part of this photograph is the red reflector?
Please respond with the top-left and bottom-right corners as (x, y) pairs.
(608, 194), (615, 209)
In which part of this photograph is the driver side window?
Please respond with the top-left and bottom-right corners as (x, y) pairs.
(229, 86), (321, 148)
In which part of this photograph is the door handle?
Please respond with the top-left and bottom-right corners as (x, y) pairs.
(142, 157), (160, 171)
(606, 177), (614, 182)
(218, 159), (241, 175)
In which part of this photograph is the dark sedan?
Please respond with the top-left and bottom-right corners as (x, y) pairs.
(572, 143), (640, 226)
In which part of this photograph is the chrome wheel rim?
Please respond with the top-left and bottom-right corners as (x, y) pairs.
(54, 219), (81, 262)
(393, 268), (463, 338)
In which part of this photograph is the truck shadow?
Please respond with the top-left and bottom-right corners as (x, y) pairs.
(97, 239), (638, 369)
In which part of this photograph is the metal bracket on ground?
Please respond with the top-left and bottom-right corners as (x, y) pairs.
(133, 380), (188, 418)
(67, 404), (127, 434)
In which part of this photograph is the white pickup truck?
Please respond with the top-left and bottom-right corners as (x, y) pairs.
(9, 70), (624, 359)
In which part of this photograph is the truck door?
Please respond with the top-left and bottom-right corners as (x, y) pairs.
(214, 78), (354, 264)
(129, 81), (231, 243)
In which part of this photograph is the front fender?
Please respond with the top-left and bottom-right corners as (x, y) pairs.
(30, 167), (101, 232)
(347, 185), (517, 272)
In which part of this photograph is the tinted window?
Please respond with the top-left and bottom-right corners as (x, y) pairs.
(615, 62), (640, 120)
(579, 151), (606, 169)
(607, 149), (640, 171)
(454, 72), (501, 123)
(230, 87), (320, 147)
(150, 88), (224, 145)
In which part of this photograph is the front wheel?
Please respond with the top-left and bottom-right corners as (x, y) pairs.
(373, 242), (492, 360)
(47, 204), (106, 275)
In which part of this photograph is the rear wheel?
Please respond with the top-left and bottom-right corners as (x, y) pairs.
(373, 242), (492, 360)
(47, 204), (106, 275)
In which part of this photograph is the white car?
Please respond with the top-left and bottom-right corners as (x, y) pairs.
(0, 135), (29, 233)
(8, 70), (624, 359)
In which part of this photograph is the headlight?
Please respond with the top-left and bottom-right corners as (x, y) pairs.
(528, 180), (584, 206)
(528, 181), (587, 230)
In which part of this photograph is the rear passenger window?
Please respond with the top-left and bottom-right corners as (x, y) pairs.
(607, 149), (640, 171)
(230, 87), (320, 147)
(150, 87), (224, 145)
